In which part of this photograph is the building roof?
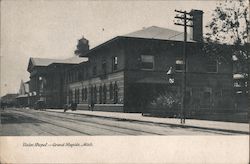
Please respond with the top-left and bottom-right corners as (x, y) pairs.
(30, 58), (62, 67)
(82, 26), (195, 57)
(51, 56), (88, 65)
(30, 56), (87, 66)
(1, 93), (18, 102)
(28, 56), (87, 72)
(123, 26), (194, 42)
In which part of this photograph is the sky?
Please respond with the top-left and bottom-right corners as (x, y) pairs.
(0, 0), (220, 96)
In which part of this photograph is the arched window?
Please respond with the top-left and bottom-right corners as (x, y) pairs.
(94, 86), (97, 103)
(84, 88), (87, 100)
(99, 85), (102, 104)
(109, 83), (113, 100)
(112, 56), (118, 71)
(90, 86), (93, 103)
(74, 89), (77, 103)
(103, 84), (107, 104)
(102, 59), (107, 75)
(78, 89), (80, 103)
(114, 82), (118, 104)
(82, 88), (85, 101)
(69, 90), (73, 104)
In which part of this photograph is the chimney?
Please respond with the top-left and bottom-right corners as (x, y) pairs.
(190, 9), (203, 42)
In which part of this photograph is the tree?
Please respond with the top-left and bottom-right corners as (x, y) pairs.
(204, 0), (249, 63)
(205, 0), (249, 45)
(204, 0), (249, 108)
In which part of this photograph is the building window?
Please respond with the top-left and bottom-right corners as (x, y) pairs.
(79, 70), (83, 81)
(207, 60), (218, 73)
(222, 89), (231, 97)
(84, 88), (87, 100)
(99, 85), (102, 104)
(90, 86), (93, 103)
(109, 83), (113, 100)
(78, 89), (80, 103)
(112, 56), (118, 71)
(75, 89), (79, 104)
(103, 84), (107, 104)
(203, 91), (211, 98)
(102, 59), (107, 74)
(203, 87), (212, 104)
(74, 89), (77, 103)
(69, 90), (73, 104)
(141, 55), (154, 70)
(83, 88), (85, 101)
(184, 89), (192, 104)
(85, 67), (89, 79)
(93, 65), (97, 76)
(175, 59), (184, 72)
(215, 90), (221, 97)
(94, 86), (97, 103)
(234, 81), (241, 87)
(114, 82), (118, 104)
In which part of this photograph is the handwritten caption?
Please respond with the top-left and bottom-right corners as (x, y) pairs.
(23, 142), (93, 148)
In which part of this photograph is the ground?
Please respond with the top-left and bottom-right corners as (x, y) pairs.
(0, 108), (241, 135)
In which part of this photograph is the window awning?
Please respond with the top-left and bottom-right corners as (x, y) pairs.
(233, 74), (244, 79)
(16, 94), (28, 98)
(135, 77), (171, 84)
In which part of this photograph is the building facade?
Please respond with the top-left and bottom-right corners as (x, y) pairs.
(1, 93), (18, 107)
(25, 9), (237, 116)
(66, 31), (233, 113)
(27, 56), (87, 108)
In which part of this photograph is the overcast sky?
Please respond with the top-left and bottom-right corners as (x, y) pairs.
(0, 0), (219, 96)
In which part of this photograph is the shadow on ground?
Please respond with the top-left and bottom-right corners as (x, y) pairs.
(1, 113), (44, 124)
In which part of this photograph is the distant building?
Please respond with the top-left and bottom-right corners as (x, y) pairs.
(1, 93), (18, 107)
(27, 56), (87, 108)
(16, 80), (30, 107)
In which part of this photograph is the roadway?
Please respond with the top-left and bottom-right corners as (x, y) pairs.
(0, 108), (235, 135)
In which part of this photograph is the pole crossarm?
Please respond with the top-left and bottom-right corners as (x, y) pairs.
(174, 16), (193, 21)
(174, 23), (193, 27)
(174, 9), (191, 15)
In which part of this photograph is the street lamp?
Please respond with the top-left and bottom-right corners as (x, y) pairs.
(166, 66), (175, 84)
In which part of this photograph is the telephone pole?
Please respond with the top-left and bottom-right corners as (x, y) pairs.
(174, 10), (193, 124)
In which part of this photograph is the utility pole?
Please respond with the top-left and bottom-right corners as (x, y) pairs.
(174, 10), (193, 124)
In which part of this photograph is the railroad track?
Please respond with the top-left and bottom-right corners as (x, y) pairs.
(6, 109), (164, 135)
(3, 109), (235, 135)
(1, 110), (92, 135)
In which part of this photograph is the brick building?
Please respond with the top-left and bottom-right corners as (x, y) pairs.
(27, 56), (86, 108)
(26, 9), (236, 116)
(1, 93), (18, 107)
(65, 25), (233, 113)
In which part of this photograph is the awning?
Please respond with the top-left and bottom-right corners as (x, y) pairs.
(16, 94), (28, 98)
(135, 77), (171, 84)
(233, 74), (244, 79)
